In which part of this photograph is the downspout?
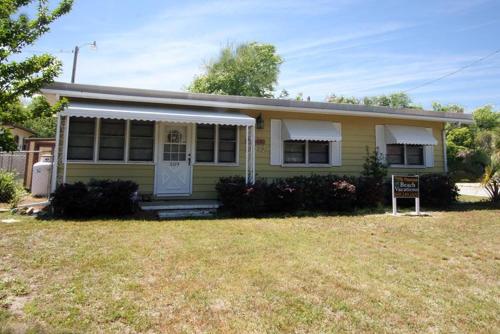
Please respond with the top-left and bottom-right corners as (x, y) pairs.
(51, 113), (61, 191)
(442, 127), (448, 173)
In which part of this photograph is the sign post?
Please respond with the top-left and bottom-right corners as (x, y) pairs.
(392, 175), (420, 215)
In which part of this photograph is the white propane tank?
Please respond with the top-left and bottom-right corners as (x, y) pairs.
(31, 154), (53, 197)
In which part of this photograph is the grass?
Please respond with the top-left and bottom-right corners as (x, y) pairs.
(0, 205), (499, 333)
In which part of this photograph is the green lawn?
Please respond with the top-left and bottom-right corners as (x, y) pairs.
(0, 207), (499, 333)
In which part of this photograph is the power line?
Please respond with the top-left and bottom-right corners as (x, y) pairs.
(403, 48), (500, 93)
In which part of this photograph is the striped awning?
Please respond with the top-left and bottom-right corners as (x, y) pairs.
(384, 125), (437, 145)
(62, 102), (255, 126)
(281, 119), (342, 141)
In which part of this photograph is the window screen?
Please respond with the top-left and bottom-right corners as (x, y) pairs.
(196, 124), (215, 162)
(99, 119), (125, 161)
(129, 120), (154, 161)
(284, 140), (306, 163)
(67, 117), (95, 160)
(386, 144), (404, 165)
(308, 141), (329, 164)
(406, 145), (424, 165)
(218, 125), (237, 163)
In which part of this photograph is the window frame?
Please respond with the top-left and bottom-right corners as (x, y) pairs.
(65, 117), (156, 165)
(282, 140), (331, 167)
(386, 143), (425, 168)
(194, 124), (240, 166)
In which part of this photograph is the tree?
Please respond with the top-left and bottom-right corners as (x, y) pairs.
(473, 106), (499, 131)
(22, 95), (59, 137)
(327, 92), (421, 109)
(432, 102), (464, 113)
(188, 42), (283, 97)
(1, 0), (72, 149)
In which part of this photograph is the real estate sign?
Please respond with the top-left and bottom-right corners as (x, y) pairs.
(392, 175), (419, 198)
(392, 175), (420, 215)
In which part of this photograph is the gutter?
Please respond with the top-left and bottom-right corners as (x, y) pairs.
(41, 88), (474, 124)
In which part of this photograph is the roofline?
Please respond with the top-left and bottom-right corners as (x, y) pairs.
(3, 123), (37, 134)
(41, 82), (474, 124)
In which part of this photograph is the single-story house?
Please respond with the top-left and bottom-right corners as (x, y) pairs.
(41, 82), (473, 201)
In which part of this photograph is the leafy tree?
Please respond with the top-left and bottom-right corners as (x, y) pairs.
(432, 102), (464, 113)
(22, 95), (59, 137)
(473, 105), (499, 131)
(1, 0), (72, 149)
(188, 42), (283, 97)
(447, 127), (474, 149)
(328, 92), (420, 109)
(328, 94), (360, 104)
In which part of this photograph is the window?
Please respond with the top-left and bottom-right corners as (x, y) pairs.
(284, 140), (306, 163)
(196, 124), (215, 162)
(386, 144), (424, 166)
(195, 124), (238, 163)
(283, 140), (330, 165)
(67, 117), (95, 160)
(129, 120), (154, 161)
(406, 145), (424, 165)
(99, 119), (126, 161)
(218, 125), (237, 163)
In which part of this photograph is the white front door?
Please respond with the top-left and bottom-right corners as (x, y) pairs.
(156, 123), (192, 195)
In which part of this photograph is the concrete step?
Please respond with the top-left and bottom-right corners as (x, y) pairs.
(157, 208), (216, 219)
(140, 200), (220, 211)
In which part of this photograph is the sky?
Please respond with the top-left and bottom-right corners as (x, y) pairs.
(18, 0), (500, 112)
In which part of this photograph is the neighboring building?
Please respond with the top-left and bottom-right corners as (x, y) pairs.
(41, 82), (473, 200)
(2, 124), (36, 150)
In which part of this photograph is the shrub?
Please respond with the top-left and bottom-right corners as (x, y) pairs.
(215, 176), (267, 216)
(51, 180), (139, 217)
(265, 179), (301, 213)
(88, 179), (139, 215)
(361, 147), (387, 180)
(356, 176), (385, 208)
(0, 171), (25, 206)
(51, 182), (92, 217)
(419, 174), (458, 207)
(325, 180), (356, 212)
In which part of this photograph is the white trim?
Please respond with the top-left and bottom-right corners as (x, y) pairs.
(51, 113), (61, 191)
(42, 89), (473, 124)
(442, 129), (448, 173)
(251, 125), (256, 183)
(389, 164), (426, 169)
(124, 120), (130, 162)
(94, 118), (100, 162)
(66, 161), (154, 165)
(245, 126), (249, 183)
(62, 115), (70, 183)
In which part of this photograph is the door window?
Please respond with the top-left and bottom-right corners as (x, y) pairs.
(163, 127), (187, 161)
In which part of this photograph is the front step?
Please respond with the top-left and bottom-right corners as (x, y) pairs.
(157, 208), (216, 219)
(139, 200), (220, 219)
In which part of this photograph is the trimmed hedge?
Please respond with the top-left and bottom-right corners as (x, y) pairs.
(51, 180), (139, 217)
(217, 173), (458, 216)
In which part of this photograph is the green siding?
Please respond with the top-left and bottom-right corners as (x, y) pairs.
(65, 164), (154, 193)
(57, 111), (447, 200)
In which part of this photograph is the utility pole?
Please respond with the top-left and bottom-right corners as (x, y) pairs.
(71, 45), (79, 83)
(70, 41), (96, 84)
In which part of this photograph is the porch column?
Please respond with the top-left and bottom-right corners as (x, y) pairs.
(245, 125), (256, 184)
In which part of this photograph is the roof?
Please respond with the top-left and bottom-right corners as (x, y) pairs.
(41, 82), (473, 124)
(3, 123), (36, 135)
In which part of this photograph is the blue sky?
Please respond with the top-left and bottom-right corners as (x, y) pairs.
(21, 0), (500, 111)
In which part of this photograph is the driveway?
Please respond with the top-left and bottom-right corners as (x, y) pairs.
(456, 183), (489, 197)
